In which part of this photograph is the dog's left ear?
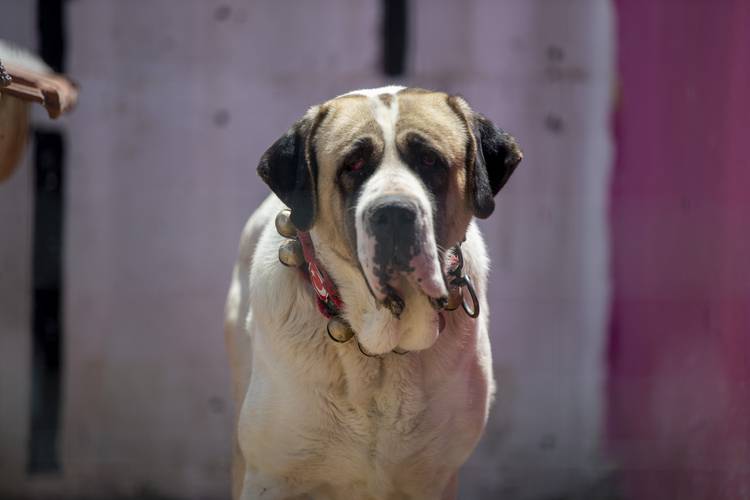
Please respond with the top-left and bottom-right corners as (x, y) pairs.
(257, 106), (328, 231)
(469, 114), (523, 218)
(447, 96), (523, 219)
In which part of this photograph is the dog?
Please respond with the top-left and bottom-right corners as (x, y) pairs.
(225, 86), (522, 499)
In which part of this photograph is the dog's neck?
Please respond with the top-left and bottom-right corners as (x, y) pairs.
(306, 229), (472, 355)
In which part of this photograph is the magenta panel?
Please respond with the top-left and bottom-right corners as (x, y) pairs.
(610, 1), (750, 499)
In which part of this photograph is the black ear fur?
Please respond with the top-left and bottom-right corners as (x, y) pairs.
(257, 114), (322, 231)
(470, 114), (523, 218)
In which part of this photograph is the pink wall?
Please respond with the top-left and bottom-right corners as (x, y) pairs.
(610, 1), (750, 499)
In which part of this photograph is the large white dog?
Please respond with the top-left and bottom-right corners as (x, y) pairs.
(225, 86), (522, 499)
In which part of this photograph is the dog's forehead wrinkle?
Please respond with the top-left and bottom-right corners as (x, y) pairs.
(396, 130), (452, 160)
(318, 102), (387, 158)
(397, 120), (466, 149)
(322, 87), (468, 166)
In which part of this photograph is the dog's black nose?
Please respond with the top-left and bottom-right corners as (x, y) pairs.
(368, 202), (419, 267)
(371, 204), (416, 231)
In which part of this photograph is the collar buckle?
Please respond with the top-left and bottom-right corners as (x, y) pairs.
(443, 244), (480, 319)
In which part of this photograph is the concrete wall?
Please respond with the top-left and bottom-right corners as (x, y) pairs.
(0, 1), (614, 498)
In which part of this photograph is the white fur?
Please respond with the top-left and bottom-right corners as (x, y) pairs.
(0, 40), (51, 73)
(339, 85), (406, 99)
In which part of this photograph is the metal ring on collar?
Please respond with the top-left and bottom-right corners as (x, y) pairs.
(327, 317), (355, 343)
(356, 341), (381, 358)
(461, 274), (480, 319)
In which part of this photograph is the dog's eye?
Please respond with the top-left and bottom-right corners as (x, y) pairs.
(420, 151), (437, 167)
(346, 157), (366, 173)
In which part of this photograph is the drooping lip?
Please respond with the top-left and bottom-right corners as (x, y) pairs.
(360, 239), (449, 310)
(404, 249), (449, 300)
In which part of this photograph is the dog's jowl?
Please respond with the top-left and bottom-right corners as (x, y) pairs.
(225, 86), (522, 500)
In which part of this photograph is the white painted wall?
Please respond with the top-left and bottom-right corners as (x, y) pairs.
(0, 1), (614, 498)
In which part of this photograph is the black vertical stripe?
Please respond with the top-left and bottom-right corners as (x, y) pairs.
(28, 0), (67, 475)
(38, 0), (67, 72)
(382, 0), (409, 76)
(28, 131), (65, 474)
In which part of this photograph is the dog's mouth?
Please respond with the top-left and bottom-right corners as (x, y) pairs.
(358, 218), (448, 315)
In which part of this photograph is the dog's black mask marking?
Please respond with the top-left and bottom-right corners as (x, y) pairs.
(470, 114), (523, 218)
(257, 111), (327, 231)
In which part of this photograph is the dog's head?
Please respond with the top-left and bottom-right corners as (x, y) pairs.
(258, 86), (522, 311)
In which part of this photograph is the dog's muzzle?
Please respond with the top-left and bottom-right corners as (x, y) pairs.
(358, 195), (448, 308)
(367, 198), (420, 272)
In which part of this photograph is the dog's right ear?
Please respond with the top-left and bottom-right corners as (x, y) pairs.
(257, 106), (327, 231)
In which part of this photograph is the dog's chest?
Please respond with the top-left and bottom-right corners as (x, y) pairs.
(333, 355), (430, 444)
(309, 358), (464, 492)
(241, 343), (486, 495)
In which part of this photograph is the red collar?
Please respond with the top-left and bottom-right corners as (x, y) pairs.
(296, 231), (345, 319)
